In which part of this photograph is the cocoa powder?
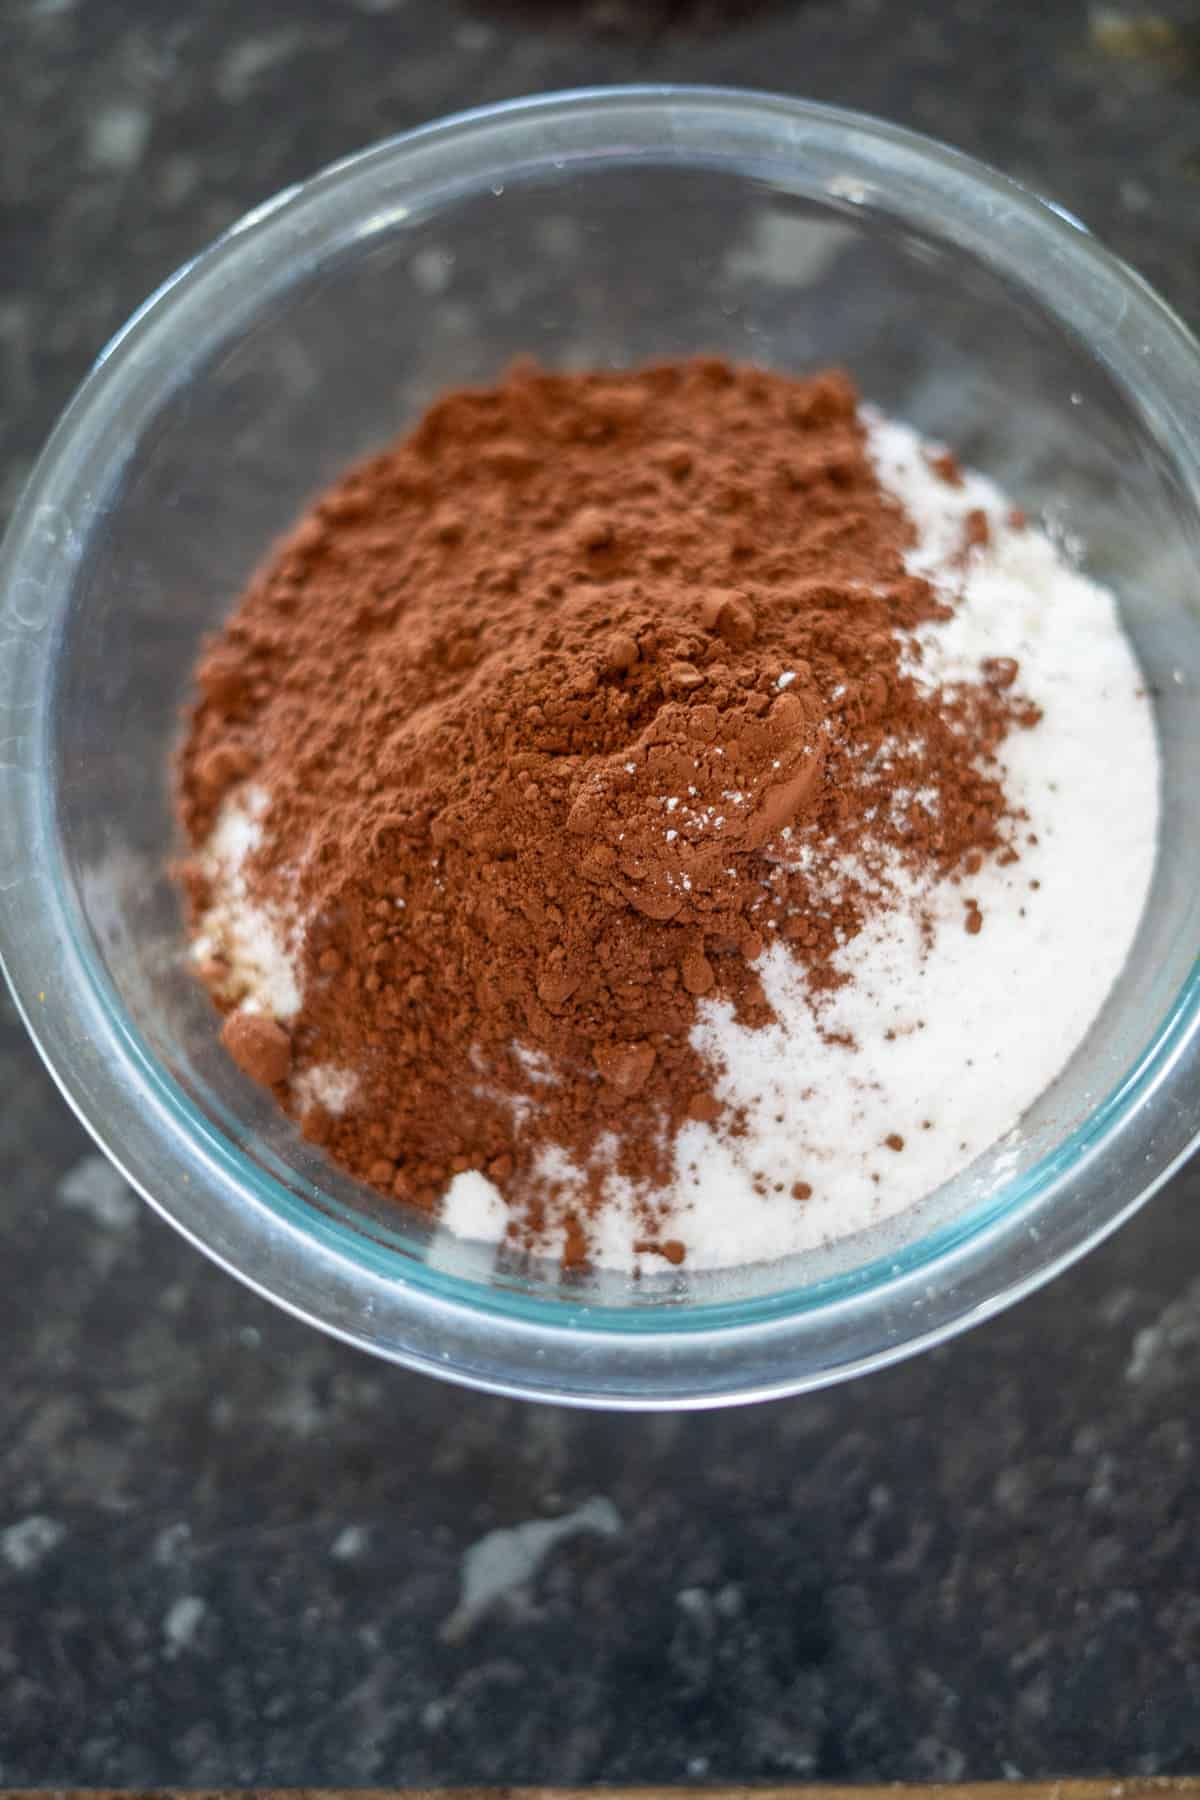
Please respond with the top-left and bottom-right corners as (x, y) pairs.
(177, 358), (1037, 1261)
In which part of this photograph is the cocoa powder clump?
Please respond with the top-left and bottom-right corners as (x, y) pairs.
(221, 1012), (292, 1087)
(177, 359), (1037, 1257)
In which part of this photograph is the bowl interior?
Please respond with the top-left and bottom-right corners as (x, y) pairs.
(37, 111), (1200, 1322)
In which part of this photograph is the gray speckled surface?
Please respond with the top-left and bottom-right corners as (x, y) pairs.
(4, 0), (1200, 1783)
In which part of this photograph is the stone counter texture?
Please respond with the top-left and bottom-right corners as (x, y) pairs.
(3, 0), (1200, 1783)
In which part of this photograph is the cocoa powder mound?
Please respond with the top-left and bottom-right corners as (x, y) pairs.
(177, 358), (1037, 1260)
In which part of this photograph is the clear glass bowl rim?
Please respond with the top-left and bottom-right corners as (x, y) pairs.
(3, 84), (1200, 1409)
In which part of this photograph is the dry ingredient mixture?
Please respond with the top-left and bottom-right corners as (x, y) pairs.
(176, 358), (1158, 1272)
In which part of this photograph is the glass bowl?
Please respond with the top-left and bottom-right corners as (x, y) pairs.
(3, 87), (1199, 1409)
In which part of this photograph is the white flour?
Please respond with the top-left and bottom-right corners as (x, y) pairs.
(190, 789), (357, 1116)
(443, 415), (1160, 1271)
(189, 785), (302, 1020)
(292, 1064), (360, 1115)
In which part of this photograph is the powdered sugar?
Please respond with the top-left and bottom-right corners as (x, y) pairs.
(441, 1170), (510, 1244)
(190, 786), (303, 1020)
(190, 789), (363, 1116)
(443, 415), (1159, 1272)
(292, 1064), (359, 1116)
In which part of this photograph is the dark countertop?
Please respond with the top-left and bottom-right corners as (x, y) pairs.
(4, 0), (1200, 1783)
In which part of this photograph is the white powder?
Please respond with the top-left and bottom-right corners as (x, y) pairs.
(442, 413), (1160, 1273)
(292, 1064), (359, 1116)
(512, 1045), (558, 1086)
(192, 787), (360, 1118)
(441, 1169), (509, 1242)
(190, 785), (303, 1020)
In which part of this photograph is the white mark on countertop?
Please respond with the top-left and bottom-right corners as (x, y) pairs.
(724, 211), (854, 288)
(164, 1594), (208, 1657)
(217, 29), (313, 102)
(441, 1495), (621, 1644)
(266, 1368), (323, 1437)
(331, 1524), (369, 1561)
(1126, 1276), (1200, 1389)
(58, 1154), (138, 1230)
(410, 247), (454, 295)
(2, 1515), (65, 1573)
(86, 102), (151, 172)
(153, 1522), (192, 1566)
